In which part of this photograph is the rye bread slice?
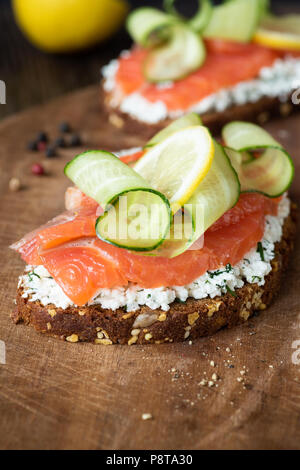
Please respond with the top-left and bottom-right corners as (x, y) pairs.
(12, 206), (297, 345)
(103, 87), (298, 139)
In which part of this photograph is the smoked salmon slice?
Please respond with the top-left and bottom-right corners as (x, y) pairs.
(114, 40), (280, 111)
(11, 198), (99, 265)
(31, 193), (278, 306)
(40, 238), (127, 306)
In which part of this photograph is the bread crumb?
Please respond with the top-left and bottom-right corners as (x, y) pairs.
(142, 413), (152, 421)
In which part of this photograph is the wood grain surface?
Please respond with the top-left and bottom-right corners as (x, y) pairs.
(0, 86), (300, 450)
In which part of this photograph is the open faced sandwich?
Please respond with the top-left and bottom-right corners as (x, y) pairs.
(103, 0), (300, 138)
(11, 115), (296, 344)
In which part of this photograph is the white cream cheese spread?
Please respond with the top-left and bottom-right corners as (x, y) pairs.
(102, 55), (300, 124)
(19, 196), (290, 312)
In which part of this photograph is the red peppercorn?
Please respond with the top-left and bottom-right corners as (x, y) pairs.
(37, 141), (47, 152)
(31, 163), (44, 175)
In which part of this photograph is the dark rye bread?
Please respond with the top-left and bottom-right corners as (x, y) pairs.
(103, 87), (298, 140)
(12, 205), (297, 345)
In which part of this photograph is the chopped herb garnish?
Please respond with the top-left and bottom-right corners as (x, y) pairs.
(208, 264), (233, 278)
(28, 271), (41, 282)
(251, 275), (262, 283)
(176, 298), (186, 304)
(244, 258), (250, 264)
(147, 294), (151, 299)
(225, 263), (233, 273)
(226, 285), (237, 297)
(257, 242), (265, 261)
(208, 269), (224, 278)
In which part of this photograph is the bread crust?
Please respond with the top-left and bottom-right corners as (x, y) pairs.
(12, 207), (297, 345)
(103, 87), (298, 139)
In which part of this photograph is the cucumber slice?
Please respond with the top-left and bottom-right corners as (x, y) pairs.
(126, 7), (177, 47)
(189, 0), (213, 33)
(144, 24), (206, 82)
(96, 189), (171, 251)
(164, 0), (213, 33)
(203, 0), (261, 42)
(145, 113), (202, 148)
(222, 122), (294, 197)
(146, 142), (240, 258)
(64, 151), (171, 251)
(186, 142), (240, 247)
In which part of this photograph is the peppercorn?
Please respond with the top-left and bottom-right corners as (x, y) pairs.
(54, 137), (66, 148)
(27, 140), (38, 152)
(37, 131), (48, 143)
(59, 122), (71, 133)
(45, 146), (57, 158)
(70, 134), (81, 147)
(37, 141), (47, 152)
(31, 163), (44, 175)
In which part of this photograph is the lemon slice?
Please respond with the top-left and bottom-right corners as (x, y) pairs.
(134, 126), (214, 211)
(253, 15), (300, 51)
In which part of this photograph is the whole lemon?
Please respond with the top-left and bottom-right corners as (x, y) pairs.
(12, 0), (129, 53)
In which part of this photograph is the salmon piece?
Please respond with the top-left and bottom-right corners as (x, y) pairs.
(37, 194), (279, 305)
(10, 212), (77, 266)
(65, 186), (99, 212)
(11, 209), (97, 266)
(115, 40), (280, 111)
(209, 193), (279, 232)
(40, 238), (127, 306)
(119, 150), (144, 165)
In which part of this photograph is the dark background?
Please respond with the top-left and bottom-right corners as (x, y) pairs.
(0, 0), (299, 120)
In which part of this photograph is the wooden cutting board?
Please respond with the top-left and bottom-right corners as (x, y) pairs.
(0, 86), (300, 450)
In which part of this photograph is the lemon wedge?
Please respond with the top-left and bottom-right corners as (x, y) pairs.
(134, 126), (214, 211)
(253, 15), (300, 51)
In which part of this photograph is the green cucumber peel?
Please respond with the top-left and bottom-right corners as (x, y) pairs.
(204, 0), (262, 43)
(163, 0), (213, 33)
(222, 121), (294, 197)
(143, 23), (206, 83)
(126, 7), (177, 47)
(64, 150), (171, 252)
